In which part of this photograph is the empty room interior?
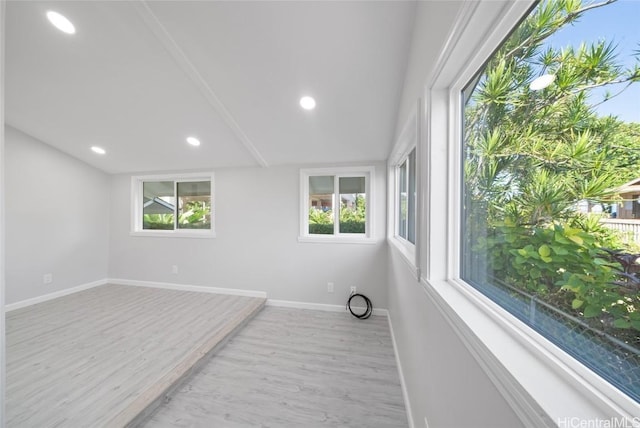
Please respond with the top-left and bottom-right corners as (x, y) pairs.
(1, 0), (640, 427)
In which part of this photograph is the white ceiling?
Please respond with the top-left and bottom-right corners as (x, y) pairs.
(5, 1), (417, 174)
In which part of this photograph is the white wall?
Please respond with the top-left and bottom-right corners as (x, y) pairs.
(388, 1), (525, 427)
(393, 1), (464, 142)
(1, 2), (6, 424)
(4, 126), (110, 304)
(389, 252), (522, 428)
(109, 163), (388, 308)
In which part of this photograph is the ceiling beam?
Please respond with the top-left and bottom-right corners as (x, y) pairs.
(133, 1), (269, 168)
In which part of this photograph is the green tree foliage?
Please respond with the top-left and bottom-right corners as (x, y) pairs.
(178, 200), (211, 229)
(143, 201), (211, 230)
(143, 213), (174, 230)
(308, 195), (366, 234)
(464, 0), (640, 338)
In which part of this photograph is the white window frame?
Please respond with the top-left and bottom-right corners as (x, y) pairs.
(299, 166), (375, 244)
(130, 172), (215, 238)
(388, 101), (423, 279)
(395, 148), (417, 244)
(423, 0), (640, 425)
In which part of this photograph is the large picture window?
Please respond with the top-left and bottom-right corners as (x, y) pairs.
(300, 167), (374, 242)
(460, 1), (640, 402)
(132, 173), (214, 237)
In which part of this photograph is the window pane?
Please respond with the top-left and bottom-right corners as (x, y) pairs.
(142, 181), (175, 230)
(398, 160), (408, 239)
(397, 150), (417, 244)
(339, 177), (366, 234)
(177, 181), (211, 230)
(461, 1), (640, 402)
(309, 176), (334, 234)
(408, 149), (416, 244)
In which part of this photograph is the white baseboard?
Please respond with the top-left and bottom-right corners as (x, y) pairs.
(387, 312), (416, 428)
(267, 299), (388, 317)
(5, 279), (108, 312)
(7, 279), (384, 317)
(108, 278), (268, 299)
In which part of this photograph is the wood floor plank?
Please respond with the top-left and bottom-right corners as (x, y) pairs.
(145, 307), (408, 428)
(6, 284), (265, 428)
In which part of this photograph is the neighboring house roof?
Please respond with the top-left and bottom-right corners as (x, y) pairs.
(619, 186), (640, 194)
(143, 197), (175, 214)
(613, 178), (640, 195)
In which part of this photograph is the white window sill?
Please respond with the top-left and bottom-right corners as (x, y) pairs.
(422, 277), (640, 426)
(298, 235), (377, 244)
(130, 230), (216, 239)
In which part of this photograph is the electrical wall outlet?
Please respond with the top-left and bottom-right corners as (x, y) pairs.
(171, 265), (178, 274)
(327, 282), (334, 293)
(43, 273), (53, 284)
(350, 286), (357, 294)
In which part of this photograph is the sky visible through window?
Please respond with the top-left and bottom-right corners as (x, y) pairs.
(545, 0), (639, 122)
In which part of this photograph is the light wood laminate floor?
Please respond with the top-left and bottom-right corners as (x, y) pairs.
(6, 284), (265, 428)
(145, 307), (408, 428)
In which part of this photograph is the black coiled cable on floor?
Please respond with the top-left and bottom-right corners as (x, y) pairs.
(346, 293), (373, 319)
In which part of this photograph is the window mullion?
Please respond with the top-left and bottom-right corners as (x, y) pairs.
(409, 148), (416, 244)
(173, 180), (178, 231)
(396, 165), (401, 239)
(405, 160), (410, 241)
(397, 166), (402, 239)
(138, 179), (144, 231)
(334, 175), (339, 235)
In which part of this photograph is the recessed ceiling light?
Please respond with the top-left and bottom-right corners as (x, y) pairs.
(91, 146), (106, 155)
(46, 11), (76, 35)
(186, 137), (201, 147)
(530, 74), (556, 91)
(300, 96), (316, 110)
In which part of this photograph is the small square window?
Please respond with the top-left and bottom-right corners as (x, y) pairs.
(300, 167), (374, 242)
(132, 173), (215, 238)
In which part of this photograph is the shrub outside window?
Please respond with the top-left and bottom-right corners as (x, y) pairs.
(132, 173), (214, 237)
(460, 1), (640, 402)
(300, 167), (373, 242)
